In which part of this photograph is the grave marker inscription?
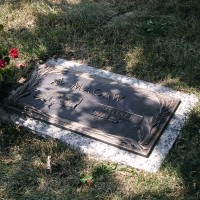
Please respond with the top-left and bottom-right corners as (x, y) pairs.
(2, 66), (181, 157)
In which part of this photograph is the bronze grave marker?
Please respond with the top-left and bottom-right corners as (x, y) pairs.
(2, 66), (181, 157)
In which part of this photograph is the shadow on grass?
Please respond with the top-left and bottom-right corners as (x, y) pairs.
(0, 0), (200, 199)
(2, 121), (198, 199)
(0, 122), (176, 200)
(2, 0), (199, 90)
(0, 123), (120, 199)
(162, 108), (200, 199)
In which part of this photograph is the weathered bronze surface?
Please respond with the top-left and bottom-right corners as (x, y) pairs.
(2, 66), (181, 157)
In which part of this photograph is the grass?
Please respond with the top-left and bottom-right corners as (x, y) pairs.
(0, 0), (200, 199)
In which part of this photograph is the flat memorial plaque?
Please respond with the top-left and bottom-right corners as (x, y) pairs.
(2, 66), (181, 157)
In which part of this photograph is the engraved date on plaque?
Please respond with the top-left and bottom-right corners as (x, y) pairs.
(90, 104), (143, 124)
(34, 92), (83, 109)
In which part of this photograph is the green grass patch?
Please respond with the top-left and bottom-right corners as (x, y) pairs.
(0, 0), (200, 199)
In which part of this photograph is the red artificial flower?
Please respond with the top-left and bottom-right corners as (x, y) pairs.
(9, 48), (19, 58)
(0, 59), (6, 68)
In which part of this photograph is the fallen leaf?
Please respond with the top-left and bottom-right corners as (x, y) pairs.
(86, 179), (94, 186)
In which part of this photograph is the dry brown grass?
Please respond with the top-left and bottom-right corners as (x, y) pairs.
(0, 0), (200, 199)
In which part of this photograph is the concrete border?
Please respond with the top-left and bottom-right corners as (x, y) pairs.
(0, 59), (198, 172)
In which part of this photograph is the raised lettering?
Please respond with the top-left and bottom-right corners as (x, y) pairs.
(51, 78), (64, 86)
(93, 89), (102, 96)
(71, 82), (83, 90)
(101, 92), (111, 99)
(83, 86), (91, 93)
(112, 94), (125, 102)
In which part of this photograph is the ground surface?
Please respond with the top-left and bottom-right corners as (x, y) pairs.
(0, 0), (200, 199)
